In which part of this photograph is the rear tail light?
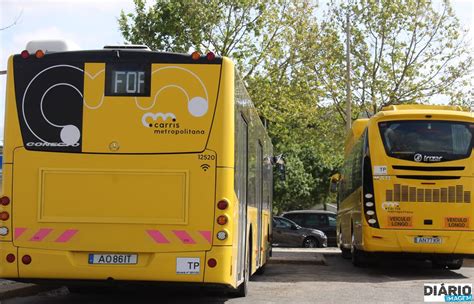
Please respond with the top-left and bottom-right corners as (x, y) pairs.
(6, 254), (15, 263)
(207, 258), (217, 268)
(21, 50), (30, 59)
(217, 215), (228, 225)
(35, 49), (45, 59)
(0, 196), (10, 206)
(191, 51), (201, 61)
(22, 255), (32, 265)
(206, 51), (215, 61)
(0, 212), (9, 221)
(217, 200), (228, 210)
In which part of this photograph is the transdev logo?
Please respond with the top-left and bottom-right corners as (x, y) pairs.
(424, 283), (472, 302)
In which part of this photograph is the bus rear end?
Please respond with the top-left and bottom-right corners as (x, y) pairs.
(365, 107), (473, 267)
(0, 44), (237, 286)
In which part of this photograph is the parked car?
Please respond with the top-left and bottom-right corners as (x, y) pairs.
(272, 216), (327, 248)
(281, 210), (337, 246)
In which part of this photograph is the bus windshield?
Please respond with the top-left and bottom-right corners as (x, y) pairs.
(379, 120), (473, 162)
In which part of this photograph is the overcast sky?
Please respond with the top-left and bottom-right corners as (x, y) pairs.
(0, 0), (473, 140)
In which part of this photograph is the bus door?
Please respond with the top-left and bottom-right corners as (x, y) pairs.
(256, 141), (263, 266)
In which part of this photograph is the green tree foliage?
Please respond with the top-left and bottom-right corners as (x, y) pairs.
(324, 0), (473, 117)
(118, 0), (472, 213)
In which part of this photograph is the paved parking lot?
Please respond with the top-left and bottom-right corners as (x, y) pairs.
(2, 249), (473, 304)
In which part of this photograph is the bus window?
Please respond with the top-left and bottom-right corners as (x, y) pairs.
(379, 121), (473, 162)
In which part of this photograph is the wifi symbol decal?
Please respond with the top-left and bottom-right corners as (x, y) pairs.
(200, 164), (210, 171)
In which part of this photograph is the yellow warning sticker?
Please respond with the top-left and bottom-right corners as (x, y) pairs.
(444, 217), (470, 229)
(387, 216), (413, 228)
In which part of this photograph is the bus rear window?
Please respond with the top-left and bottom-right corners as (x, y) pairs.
(378, 120), (473, 162)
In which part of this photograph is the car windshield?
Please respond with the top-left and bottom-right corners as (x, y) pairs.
(378, 120), (473, 162)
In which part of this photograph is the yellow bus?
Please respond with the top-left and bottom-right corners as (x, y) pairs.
(333, 105), (473, 269)
(0, 41), (274, 296)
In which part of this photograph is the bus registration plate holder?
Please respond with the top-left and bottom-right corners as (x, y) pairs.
(414, 237), (442, 244)
(88, 254), (138, 265)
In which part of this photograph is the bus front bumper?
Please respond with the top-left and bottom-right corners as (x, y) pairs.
(362, 227), (474, 255)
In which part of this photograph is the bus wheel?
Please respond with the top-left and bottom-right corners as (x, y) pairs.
(230, 246), (250, 297)
(339, 231), (351, 259)
(446, 258), (463, 270)
(303, 237), (319, 248)
(351, 233), (365, 267)
(255, 263), (266, 275)
(432, 258), (463, 270)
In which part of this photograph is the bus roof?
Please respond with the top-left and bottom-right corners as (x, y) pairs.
(344, 104), (473, 155)
(381, 104), (466, 112)
(344, 118), (368, 155)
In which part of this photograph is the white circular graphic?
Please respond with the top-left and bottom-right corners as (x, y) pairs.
(60, 125), (80, 145)
(414, 153), (423, 162)
(188, 96), (208, 117)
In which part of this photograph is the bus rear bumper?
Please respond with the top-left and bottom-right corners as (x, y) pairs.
(0, 243), (235, 287)
(362, 228), (474, 255)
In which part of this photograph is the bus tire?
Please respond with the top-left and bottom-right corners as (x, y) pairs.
(432, 258), (463, 270)
(447, 258), (463, 270)
(255, 263), (266, 275)
(339, 230), (351, 259)
(351, 232), (366, 267)
(230, 248), (249, 297)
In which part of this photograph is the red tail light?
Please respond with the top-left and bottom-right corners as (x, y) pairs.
(22, 255), (32, 265)
(0, 212), (9, 221)
(0, 196), (10, 206)
(217, 200), (228, 210)
(206, 52), (215, 61)
(21, 50), (30, 59)
(207, 258), (217, 268)
(6, 254), (15, 263)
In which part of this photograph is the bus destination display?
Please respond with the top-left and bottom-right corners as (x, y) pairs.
(105, 63), (151, 96)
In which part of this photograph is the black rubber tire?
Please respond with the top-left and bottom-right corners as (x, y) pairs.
(351, 233), (365, 267)
(229, 243), (250, 297)
(433, 258), (463, 270)
(339, 230), (351, 259)
(255, 263), (266, 275)
(341, 247), (352, 259)
(447, 258), (463, 270)
(303, 237), (319, 248)
(431, 260), (445, 269)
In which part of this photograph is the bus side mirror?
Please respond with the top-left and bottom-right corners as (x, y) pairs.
(329, 173), (340, 193)
(272, 155), (286, 181)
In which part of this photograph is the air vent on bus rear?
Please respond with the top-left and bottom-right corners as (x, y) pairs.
(103, 45), (151, 51)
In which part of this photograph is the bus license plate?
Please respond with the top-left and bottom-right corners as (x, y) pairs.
(88, 254), (138, 265)
(414, 237), (442, 244)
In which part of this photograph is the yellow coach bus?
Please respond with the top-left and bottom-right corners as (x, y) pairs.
(0, 41), (274, 296)
(333, 105), (473, 269)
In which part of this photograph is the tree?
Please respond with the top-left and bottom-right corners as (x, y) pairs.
(322, 0), (473, 118)
(119, 0), (344, 213)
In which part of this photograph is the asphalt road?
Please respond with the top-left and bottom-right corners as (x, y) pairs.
(3, 251), (473, 304)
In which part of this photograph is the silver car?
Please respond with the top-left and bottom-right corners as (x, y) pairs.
(272, 216), (327, 248)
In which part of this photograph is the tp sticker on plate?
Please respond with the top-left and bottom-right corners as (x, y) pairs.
(373, 165), (387, 175)
(176, 258), (200, 274)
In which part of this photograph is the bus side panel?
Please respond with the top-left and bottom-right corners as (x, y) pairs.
(3, 56), (24, 164)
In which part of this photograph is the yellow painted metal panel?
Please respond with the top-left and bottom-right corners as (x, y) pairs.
(38, 169), (188, 224)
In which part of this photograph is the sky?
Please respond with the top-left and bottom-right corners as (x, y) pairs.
(0, 0), (473, 140)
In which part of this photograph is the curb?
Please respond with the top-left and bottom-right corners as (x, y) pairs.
(269, 252), (327, 266)
(0, 282), (54, 300)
